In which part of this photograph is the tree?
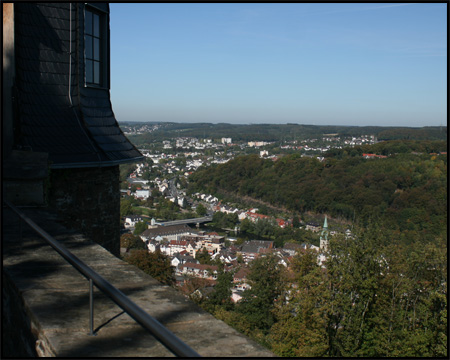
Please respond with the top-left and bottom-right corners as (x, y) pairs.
(151, 188), (160, 198)
(125, 249), (175, 286)
(292, 215), (300, 228)
(120, 233), (146, 251)
(270, 248), (329, 357)
(239, 218), (254, 233)
(213, 212), (238, 228)
(119, 163), (136, 181)
(196, 248), (212, 265)
(142, 170), (151, 180)
(133, 220), (148, 235)
(236, 254), (285, 332)
(130, 184), (139, 192)
(120, 199), (133, 217)
(253, 218), (276, 238)
(204, 270), (234, 311)
(196, 203), (207, 216)
(323, 226), (386, 357)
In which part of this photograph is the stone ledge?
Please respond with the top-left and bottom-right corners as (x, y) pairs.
(2, 207), (274, 357)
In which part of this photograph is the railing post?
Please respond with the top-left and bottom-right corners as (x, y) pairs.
(4, 200), (200, 356)
(89, 278), (97, 336)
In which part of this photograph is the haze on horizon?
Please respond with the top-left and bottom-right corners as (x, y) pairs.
(110, 3), (446, 128)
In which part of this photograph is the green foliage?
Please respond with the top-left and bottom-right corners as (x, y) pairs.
(196, 203), (207, 216)
(120, 198), (133, 217)
(120, 233), (146, 251)
(119, 163), (137, 181)
(277, 248), (329, 357)
(212, 212), (238, 229)
(200, 223), (447, 358)
(195, 248), (212, 265)
(266, 226), (447, 358)
(124, 122), (446, 146)
(155, 198), (180, 220)
(203, 270), (235, 312)
(236, 254), (286, 332)
(213, 307), (254, 337)
(189, 143), (447, 242)
(124, 249), (175, 286)
(133, 220), (148, 235)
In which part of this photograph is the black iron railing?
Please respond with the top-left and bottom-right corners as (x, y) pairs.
(3, 200), (201, 357)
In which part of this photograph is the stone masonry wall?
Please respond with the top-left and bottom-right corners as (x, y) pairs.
(48, 166), (120, 257)
(2, 272), (39, 358)
(3, 207), (274, 357)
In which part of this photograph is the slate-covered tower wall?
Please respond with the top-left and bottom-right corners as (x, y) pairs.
(7, 3), (143, 256)
(48, 167), (121, 256)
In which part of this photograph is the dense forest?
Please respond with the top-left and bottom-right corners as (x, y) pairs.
(188, 140), (447, 245)
(186, 139), (447, 357)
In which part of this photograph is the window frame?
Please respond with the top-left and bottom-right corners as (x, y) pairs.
(84, 5), (109, 89)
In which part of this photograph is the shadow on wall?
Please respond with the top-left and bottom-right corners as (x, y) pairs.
(2, 272), (39, 357)
(2, 3), (15, 161)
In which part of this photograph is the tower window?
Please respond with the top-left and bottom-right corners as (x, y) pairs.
(85, 7), (107, 87)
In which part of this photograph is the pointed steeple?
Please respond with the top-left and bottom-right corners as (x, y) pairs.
(321, 216), (328, 240)
(320, 215), (329, 252)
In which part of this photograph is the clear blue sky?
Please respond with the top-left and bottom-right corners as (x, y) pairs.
(109, 3), (446, 127)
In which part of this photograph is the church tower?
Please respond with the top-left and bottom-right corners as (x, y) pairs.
(320, 216), (329, 252)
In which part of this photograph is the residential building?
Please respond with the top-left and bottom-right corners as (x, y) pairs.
(135, 189), (150, 199)
(238, 240), (274, 263)
(140, 224), (196, 242)
(124, 215), (143, 228)
(179, 263), (218, 280)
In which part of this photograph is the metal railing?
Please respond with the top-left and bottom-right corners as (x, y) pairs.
(3, 200), (201, 357)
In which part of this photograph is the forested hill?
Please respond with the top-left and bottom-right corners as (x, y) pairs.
(188, 140), (447, 243)
(123, 122), (446, 145)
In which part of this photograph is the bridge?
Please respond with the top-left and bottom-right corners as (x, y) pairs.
(157, 216), (213, 227)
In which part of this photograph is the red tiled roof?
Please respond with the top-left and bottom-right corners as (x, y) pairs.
(234, 267), (250, 280)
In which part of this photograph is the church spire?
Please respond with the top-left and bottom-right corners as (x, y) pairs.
(320, 215), (329, 252)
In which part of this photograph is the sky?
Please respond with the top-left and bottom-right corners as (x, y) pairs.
(109, 3), (447, 127)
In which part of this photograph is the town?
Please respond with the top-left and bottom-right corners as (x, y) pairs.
(118, 126), (366, 302)
(122, 211), (339, 303)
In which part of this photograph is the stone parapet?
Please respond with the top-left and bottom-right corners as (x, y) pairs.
(2, 207), (274, 357)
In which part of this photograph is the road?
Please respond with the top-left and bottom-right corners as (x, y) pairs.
(158, 216), (213, 227)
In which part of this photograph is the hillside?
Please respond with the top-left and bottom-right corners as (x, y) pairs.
(121, 122), (447, 145)
(188, 140), (447, 244)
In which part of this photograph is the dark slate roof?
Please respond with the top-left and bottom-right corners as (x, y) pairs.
(240, 240), (274, 254)
(141, 224), (196, 238)
(283, 243), (303, 251)
(14, 3), (143, 168)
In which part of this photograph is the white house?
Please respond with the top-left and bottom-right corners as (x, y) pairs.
(124, 215), (143, 228)
(135, 189), (150, 200)
(231, 289), (244, 303)
(180, 263), (218, 280)
(140, 224), (196, 242)
(146, 240), (160, 253)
